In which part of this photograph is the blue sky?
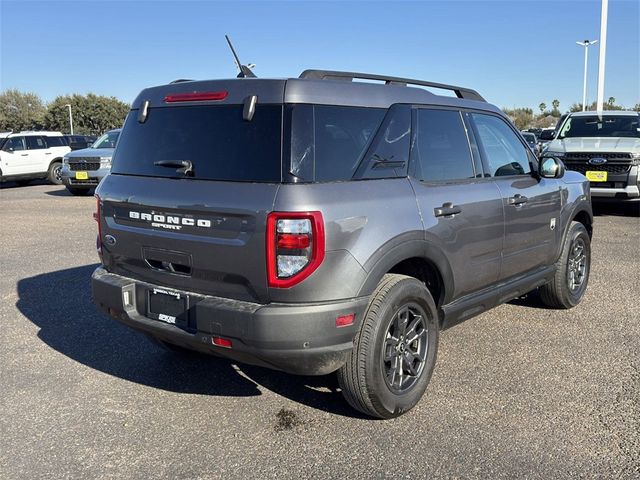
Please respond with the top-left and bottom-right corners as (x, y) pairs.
(1, 0), (638, 111)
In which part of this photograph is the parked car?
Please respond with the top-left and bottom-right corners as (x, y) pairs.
(521, 131), (539, 155)
(0, 131), (70, 185)
(543, 111), (640, 202)
(63, 134), (97, 150)
(92, 69), (592, 418)
(60, 129), (121, 195)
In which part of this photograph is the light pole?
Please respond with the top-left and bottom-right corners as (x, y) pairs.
(64, 103), (74, 135)
(576, 39), (598, 111)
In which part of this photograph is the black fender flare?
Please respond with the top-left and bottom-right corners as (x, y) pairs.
(357, 231), (454, 304)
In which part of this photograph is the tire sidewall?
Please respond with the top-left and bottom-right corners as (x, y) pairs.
(563, 224), (591, 306)
(364, 279), (439, 417)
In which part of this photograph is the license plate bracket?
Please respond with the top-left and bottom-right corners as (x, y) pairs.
(586, 170), (607, 182)
(147, 288), (189, 327)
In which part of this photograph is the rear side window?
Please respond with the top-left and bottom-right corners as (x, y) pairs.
(45, 136), (66, 148)
(111, 105), (282, 182)
(471, 113), (531, 176)
(26, 136), (47, 150)
(287, 105), (385, 182)
(412, 109), (475, 182)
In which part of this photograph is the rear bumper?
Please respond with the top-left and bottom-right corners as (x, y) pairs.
(91, 267), (369, 375)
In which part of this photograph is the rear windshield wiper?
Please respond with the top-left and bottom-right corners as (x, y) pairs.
(154, 160), (194, 176)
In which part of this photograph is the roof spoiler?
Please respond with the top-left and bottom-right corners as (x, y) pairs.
(299, 69), (485, 102)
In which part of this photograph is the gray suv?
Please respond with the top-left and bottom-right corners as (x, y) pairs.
(92, 70), (593, 418)
(61, 129), (121, 195)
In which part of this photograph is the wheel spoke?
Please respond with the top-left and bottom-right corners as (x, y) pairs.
(403, 351), (419, 376)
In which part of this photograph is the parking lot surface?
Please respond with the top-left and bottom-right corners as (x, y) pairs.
(1, 183), (638, 479)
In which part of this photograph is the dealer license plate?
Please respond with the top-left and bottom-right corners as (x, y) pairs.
(75, 171), (89, 180)
(586, 171), (607, 182)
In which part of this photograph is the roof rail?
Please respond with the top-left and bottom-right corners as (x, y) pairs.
(299, 69), (486, 102)
(170, 79), (194, 84)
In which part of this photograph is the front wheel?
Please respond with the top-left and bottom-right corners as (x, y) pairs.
(48, 162), (63, 185)
(337, 274), (439, 419)
(539, 221), (591, 309)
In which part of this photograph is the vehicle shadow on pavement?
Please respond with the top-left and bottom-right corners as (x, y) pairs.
(592, 201), (640, 217)
(44, 188), (74, 196)
(16, 264), (360, 418)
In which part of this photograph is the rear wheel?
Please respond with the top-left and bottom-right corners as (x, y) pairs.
(337, 274), (439, 418)
(66, 186), (92, 196)
(48, 162), (63, 185)
(540, 221), (591, 308)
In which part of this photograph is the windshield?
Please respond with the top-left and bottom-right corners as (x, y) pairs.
(111, 105), (282, 182)
(559, 115), (640, 139)
(92, 130), (120, 149)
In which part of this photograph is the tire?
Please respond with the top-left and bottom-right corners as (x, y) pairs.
(539, 221), (591, 309)
(66, 186), (91, 196)
(337, 274), (439, 419)
(48, 162), (63, 185)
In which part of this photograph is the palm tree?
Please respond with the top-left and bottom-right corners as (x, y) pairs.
(552, 99), (560, 110)
(539, 103), (546, 114)
(607, 96), (615, 106)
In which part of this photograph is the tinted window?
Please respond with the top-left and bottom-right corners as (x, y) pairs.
(288, 105), (385, 182)
(471, 113), (531, 176)
(2, 136), (26, 151)
(111, 105), (282, 182)
(45, 136), (66, 147)
(413, 109), (475, 182)
(26, 136), (47, 150)
(558, 115), (640, 138)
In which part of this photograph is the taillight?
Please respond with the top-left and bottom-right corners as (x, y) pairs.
(94, 194), (102, 256)
(266, 212), (325, 288)
(163, 91), (228, 103)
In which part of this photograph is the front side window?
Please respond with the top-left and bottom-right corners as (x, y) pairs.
(471, 113), (531, 176)
(412, 109), (475, 182)
(559, 115), (640, 138)
(26, 136), (47, 150)
(2, 136), (26, 152)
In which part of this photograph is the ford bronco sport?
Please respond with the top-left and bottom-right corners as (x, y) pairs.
(92, 70), (593, 418)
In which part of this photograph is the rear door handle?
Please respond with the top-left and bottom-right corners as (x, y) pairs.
(44, 152), (52, 155)
(434, 202), (462, 218)
(508, 194), (528, 206)
(20, 153), (28, 156)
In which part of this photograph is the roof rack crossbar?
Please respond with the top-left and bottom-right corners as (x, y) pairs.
(299, 69), (486, 102)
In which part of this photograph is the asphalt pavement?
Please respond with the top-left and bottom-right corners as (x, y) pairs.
(0, 182), (638, 479)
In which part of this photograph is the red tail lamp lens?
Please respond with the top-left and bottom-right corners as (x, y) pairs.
(164, 91), (228, 103)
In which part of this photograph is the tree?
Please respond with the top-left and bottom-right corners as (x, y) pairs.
(607, 96), (616, 106)
(45, 93), (129, 135)
(0, 89), (47, 132)
(552, 99), (560, 110)
(503, 107), (535, 130)
(634, 103), (640, 112)
(539, 103), (546, 114)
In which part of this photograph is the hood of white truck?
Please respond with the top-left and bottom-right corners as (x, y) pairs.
(546, 137), (640, 153)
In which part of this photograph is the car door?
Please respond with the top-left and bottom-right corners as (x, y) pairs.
(25, 136), (49, 173)
(1, 136), (29, 175)
(468, 112), (561, 281)
(410, 108), (504, 300)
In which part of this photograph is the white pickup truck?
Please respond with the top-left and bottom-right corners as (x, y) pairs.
(543, 111), (640, 202)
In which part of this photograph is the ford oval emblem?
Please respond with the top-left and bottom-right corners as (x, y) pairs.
(104, 234), (117, 246)
(589, 157), (607, 165)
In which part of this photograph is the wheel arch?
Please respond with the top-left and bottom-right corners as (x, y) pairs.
(358, 238), (453, 312)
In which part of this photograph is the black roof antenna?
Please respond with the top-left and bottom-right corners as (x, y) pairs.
(225, 35), (256, 78)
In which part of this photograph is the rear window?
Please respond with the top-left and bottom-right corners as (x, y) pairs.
(111, 105), (282, 182)
(45, 136), (66, 147)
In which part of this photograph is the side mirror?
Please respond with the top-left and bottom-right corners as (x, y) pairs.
(539, 157), (565, 179)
